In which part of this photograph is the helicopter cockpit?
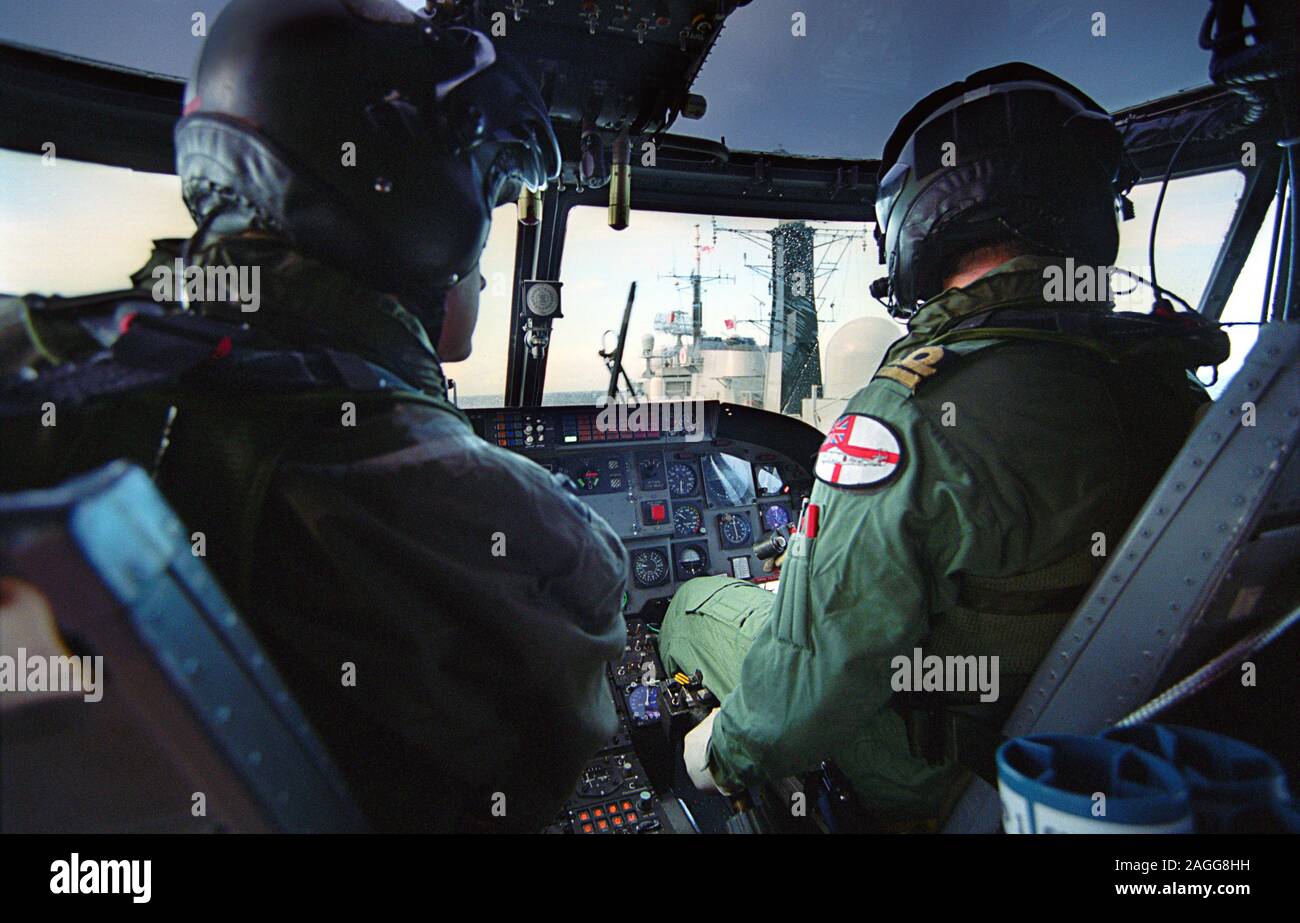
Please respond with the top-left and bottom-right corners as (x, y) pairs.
(0, 0), (1297, 846)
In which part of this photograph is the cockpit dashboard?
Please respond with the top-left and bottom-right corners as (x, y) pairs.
(466, 401), (822, 616)
(464, 402), (825, 832)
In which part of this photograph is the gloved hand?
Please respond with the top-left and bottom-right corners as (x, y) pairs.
(683, 707), (738, 795)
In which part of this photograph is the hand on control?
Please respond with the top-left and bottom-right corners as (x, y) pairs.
(683, 707), (737, 795)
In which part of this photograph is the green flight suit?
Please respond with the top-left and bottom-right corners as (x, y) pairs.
(1, 237), (629, 832)
(660, 255), (1224, 824)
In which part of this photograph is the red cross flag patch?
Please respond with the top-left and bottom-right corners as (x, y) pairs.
(815, 413), (903, 489)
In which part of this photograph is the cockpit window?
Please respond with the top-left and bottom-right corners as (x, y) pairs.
(550, 205), (901, 423)
(0, 146), (514, 400)
(1, 140), (1261, 412)
(0, 1), (223, 77)
(0, 149), (195, 295)
(546, 167), (1253, 419)
(0, 0), (429, 78)
(1113, 169), (1248, 397)
(441, 204), (519, 403)
(1115, 170), (1245, 316)
(1211, 196), (1282, 399)
(688, 1), (1212, 159)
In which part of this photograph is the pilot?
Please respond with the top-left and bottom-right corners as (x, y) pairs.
(1, 0), (628, 832)
(660, 63), (1230, 826)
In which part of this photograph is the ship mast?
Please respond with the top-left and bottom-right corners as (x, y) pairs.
(711, 218), (867, 414)
(658, 223), (733, 370)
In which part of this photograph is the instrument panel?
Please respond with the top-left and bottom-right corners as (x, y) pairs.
(468, 401), (822, 615)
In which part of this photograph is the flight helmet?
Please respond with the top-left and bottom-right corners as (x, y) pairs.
(874, 63), (1136, 314)
(175, 0), (560, 338)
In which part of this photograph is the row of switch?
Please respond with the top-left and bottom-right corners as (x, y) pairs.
(574, 793), (656, 833)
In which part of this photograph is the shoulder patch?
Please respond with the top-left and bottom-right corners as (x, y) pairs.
(815, 413), (903, 489)
(873, 345), (950, 392)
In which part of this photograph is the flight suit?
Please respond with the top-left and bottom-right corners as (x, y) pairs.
(1, 237), (629, 832)
(660, 255), (1225, 824)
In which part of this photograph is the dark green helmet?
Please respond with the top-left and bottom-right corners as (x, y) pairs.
(175, 0), (559, 329)
(874, 63), (1136, 314)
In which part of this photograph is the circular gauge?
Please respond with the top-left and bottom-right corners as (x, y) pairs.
(667, 461), (698, 498)
(762, 504), (791, 531)
(717, 512), (753, 549)
(673, 503), (703, 537)
(576, 761), (623, 799)
(675, 544), (708, 580)
(630, 548), (670, 588)
(627, 684), (661, 726)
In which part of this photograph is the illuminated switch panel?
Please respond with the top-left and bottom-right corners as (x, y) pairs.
(573, 795), (654, 834)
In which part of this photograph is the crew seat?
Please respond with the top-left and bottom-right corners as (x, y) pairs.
(943, 322), (1300, 832)
(0, 461), (367, 833)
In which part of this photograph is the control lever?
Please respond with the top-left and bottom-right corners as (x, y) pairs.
(663, 670), (716, 712)
(661, 672), (769, 827)
(752, 523), (791, 561)
(632, 668), (717, 796)
(753, 523), (792, 574)
(659, 670), (716, 745)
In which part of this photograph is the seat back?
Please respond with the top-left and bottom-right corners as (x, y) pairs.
(0, 461), (367, 833)
(943, 322), (1300, 832)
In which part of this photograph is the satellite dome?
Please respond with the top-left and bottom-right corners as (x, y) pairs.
(822, 316), (904, 399)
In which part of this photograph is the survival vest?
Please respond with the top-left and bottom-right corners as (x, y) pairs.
(876, 303), (1229, 784)
(0, 302), (449, 605)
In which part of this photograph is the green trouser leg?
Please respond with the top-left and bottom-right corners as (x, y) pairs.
(659, 575), (775, 697)
(660, 575), (963, 824)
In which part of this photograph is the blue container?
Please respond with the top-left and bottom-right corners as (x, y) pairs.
(1102, 724), (1293, 832)
(997, 734), (1193, 833)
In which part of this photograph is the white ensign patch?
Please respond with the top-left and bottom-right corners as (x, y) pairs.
(815, 413), (903, 488)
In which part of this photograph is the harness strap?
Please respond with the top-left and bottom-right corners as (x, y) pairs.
(956, 546), (1100, 618)
(895, 547), (1102, 778)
